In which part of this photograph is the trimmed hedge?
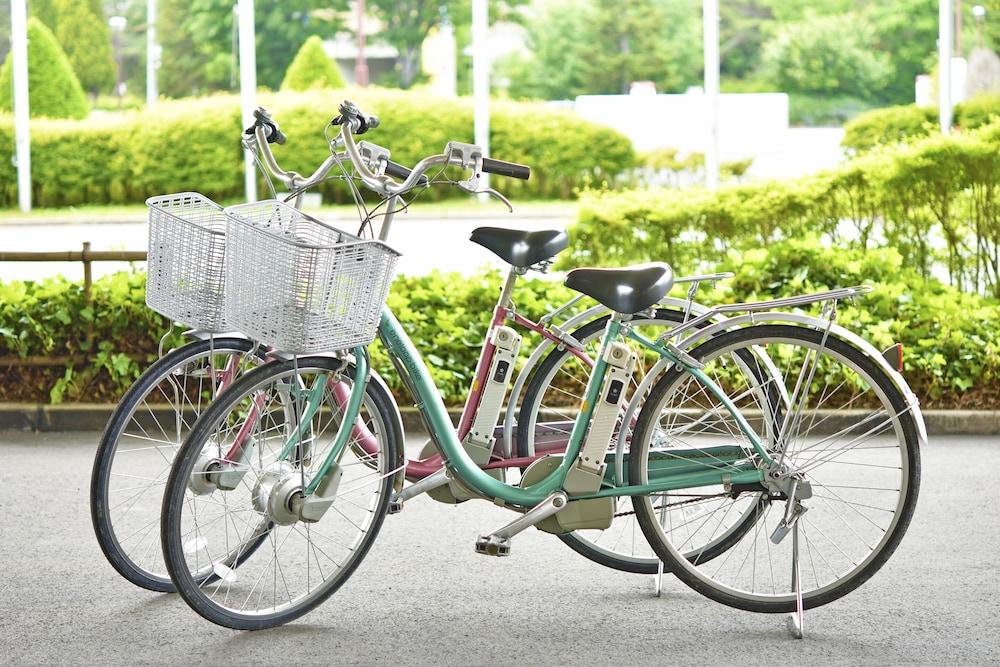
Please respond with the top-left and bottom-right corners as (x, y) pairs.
(0, 88), (635, 207)
(2, 242), (997, 407)
(564, 121), (1000, 297)
(842, 93), (1000, 152)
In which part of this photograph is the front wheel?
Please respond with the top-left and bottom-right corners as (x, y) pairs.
(90, 337), (262, 592)
(630, 324), (921, 613)
(161, 355), (400, 629)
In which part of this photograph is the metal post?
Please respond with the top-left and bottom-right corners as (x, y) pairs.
(147, 0), (158, 105)
(472, 0), (490, 199)
(237, 0), (258, 201)
(703, 0), (720, 190)
(355, 0), (369, 86)
(11, 0), (31, 212)
(940, 0), (953, 134)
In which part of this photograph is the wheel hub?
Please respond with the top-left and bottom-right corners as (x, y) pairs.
(188, 443), (223, 495)
(252, 461), (306, 526)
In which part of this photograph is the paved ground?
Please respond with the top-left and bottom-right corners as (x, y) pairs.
(0, 211), (573, 282)
(1, 431), (998, 665)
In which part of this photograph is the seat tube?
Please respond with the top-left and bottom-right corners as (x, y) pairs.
(456, 267), (520, 439)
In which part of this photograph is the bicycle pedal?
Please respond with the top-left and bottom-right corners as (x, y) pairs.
(475, 534), (511, 557)
(388, 495), (404, 515)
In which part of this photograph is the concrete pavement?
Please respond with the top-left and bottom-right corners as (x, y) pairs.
(0, 211), (575, 283)
(1, 432), (998, 665)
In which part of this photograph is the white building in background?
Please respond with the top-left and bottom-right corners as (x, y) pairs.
(574, 90), (845, 179)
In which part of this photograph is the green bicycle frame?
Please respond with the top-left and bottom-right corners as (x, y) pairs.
(273, 350), (369, 497)
(376, 306), (770, 507)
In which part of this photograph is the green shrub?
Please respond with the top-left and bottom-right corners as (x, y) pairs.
(564, 121), (1000, 297)
(0, 88), (635, 207)
(280, 36), (346, 92)
(2, 254), (996, 408)
(710, 238), (1000, 407)
(0, 18), (88, 119)
(841, 104), (937, 153)
(843, 94), (1000, 152)
(956, 92), (1000, 130)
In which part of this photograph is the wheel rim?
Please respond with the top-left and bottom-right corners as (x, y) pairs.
(635, 328), (916, 606)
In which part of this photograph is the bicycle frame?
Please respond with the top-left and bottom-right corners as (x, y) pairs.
(375, 306), (769, 508)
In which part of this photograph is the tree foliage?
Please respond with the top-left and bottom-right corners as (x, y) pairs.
(281, 35), (345, 91)
(54, 0), (115, 95)
(365, 0), (526, 89)
(760, 13), (892, 100)
(501, 0), (700, 100)
(0, 17), (88, 119)
(158, 0), (345, 97)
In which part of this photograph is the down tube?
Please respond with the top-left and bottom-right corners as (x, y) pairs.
(378, 308), (561, 507)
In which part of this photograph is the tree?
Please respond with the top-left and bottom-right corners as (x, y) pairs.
(158, 0), (345, 97)
(501, 0), (700, 100)
(761, 13), (892, 101)
(54, 0), (116, 96)
(865, 0), (939, 104)
(0, 18), (89, 118)
(367, 0), (526, 89)
(30, 0), (60, 29)
(281, 35), (345, 90)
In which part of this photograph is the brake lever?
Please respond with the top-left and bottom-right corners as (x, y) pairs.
(473, 187), (514, 213)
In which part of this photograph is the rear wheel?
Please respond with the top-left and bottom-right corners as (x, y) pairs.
(630, 324), (921, 612)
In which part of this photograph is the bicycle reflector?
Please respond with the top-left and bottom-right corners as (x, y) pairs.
(882, 343), (904, 372)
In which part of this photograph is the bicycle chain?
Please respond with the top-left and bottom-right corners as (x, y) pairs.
(613, 493), (728, 518)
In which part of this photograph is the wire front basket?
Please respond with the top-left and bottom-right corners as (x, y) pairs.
(145, 192), (229, 331)
(223, 200), (400, 354)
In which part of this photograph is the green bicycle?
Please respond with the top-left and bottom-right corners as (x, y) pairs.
(160, 101), (924, 631)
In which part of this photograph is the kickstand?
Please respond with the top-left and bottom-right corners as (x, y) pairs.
(655, 493), (667, 598)
(787, 520), (805, 639)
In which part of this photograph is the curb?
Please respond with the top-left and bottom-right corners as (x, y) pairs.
(0, 403), (462, 435)
(1, 404), (999, 436)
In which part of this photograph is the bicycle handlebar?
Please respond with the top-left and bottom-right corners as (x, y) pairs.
(384, 160), (430, 186)
(481, 157), (531, 180)
(245, 100), (530, 200)
(245, 107), (286, 145)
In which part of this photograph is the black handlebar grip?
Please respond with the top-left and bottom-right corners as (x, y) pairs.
(385, 160), (429, 186)
(267, 124), (287, 145)
(481, 157), (531, 180)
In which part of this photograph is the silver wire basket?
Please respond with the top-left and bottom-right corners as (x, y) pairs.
(145, 192), (229, 331)
(223, 200), (400, 354)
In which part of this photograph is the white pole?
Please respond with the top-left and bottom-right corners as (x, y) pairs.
(237, 0), (257, 201)
(939, 0), (953, 134)
(11, 0), (31, 212)
(472, 0), (490, 198)
(703, 0), (720, 190)
(147, 0), (158, 106)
